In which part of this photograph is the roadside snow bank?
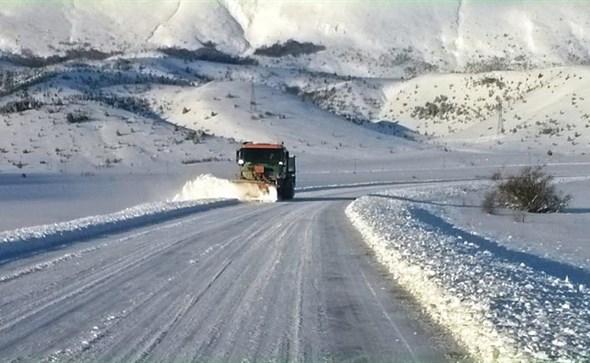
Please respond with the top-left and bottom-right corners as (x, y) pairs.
(173, 174), (277, 203)
(0, 199), (238, 260)
(346, 190), (590, 362)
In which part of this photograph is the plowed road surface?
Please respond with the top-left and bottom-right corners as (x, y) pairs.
(0, 187), (458, 362)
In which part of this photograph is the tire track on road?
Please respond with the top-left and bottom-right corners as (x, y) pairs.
(0, 206), (268, 345)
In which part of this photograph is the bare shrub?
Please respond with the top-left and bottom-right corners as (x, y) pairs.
(66, 111), (90, 124)
(483, 166), (571, 213)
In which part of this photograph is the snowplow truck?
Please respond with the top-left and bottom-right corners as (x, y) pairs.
(236, 142), (296, 200)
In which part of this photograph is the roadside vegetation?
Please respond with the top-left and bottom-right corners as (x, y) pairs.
(483, 166), (571, 214)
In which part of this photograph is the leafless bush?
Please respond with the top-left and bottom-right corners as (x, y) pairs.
(66, 111), (90, 124)
(482, 166), (571, 214)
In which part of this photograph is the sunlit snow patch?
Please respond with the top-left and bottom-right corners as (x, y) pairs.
(173, 174), (277, 203)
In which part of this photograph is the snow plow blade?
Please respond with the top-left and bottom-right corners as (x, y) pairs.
(231, 180), (277, 202)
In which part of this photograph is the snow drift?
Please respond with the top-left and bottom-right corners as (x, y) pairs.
(173, 174), (278, 203)
(0, 199), (238, 261)
(346, 189), (590, 362)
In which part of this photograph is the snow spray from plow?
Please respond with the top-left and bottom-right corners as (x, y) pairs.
(173, 174), (278, 203)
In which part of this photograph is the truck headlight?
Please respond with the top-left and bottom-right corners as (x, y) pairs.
(238, 159), (245, 165)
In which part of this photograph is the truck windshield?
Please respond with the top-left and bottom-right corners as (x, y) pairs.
(241, 149), (284, 164)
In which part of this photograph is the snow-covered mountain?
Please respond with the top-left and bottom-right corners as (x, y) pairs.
(2, 1), (590, 77)
(2, 0), (590, 174)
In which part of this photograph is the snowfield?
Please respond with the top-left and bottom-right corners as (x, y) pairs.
(441, 178), (590, 271)
(347, 186), (590, 362)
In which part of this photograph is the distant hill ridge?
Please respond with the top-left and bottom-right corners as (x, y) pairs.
(1, 0), (590, 77)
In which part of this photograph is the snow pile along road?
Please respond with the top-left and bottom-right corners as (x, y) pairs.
(173, 174), (278, 203)
(0, 199), (238, 260)
(346, 189), (590, 362)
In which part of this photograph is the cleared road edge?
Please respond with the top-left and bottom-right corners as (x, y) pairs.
(345, 198), (524, 363)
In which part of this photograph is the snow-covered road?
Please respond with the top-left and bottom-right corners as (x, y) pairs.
(0, 186), (459, 362)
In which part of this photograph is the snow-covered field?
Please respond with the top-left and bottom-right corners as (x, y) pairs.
(442, 178), (590, 271)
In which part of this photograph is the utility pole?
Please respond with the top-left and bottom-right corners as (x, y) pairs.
(496, 97), (504, 135)
(250, 81), (257, 119)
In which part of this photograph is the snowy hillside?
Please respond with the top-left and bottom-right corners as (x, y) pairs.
(378, 67), (590, 153)
(0, 55), (420, 174)
(0, 60), (236, 173)
(144, 80), (414, 158)
(1, 1), (590, 77)
(2, 0), (590, 175)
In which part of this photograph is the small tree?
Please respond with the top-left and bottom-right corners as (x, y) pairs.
(483, 166), (571, 214)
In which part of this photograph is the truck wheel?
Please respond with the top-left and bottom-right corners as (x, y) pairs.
(279, 181), (295, 200)
(283, 184), (295, 200)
